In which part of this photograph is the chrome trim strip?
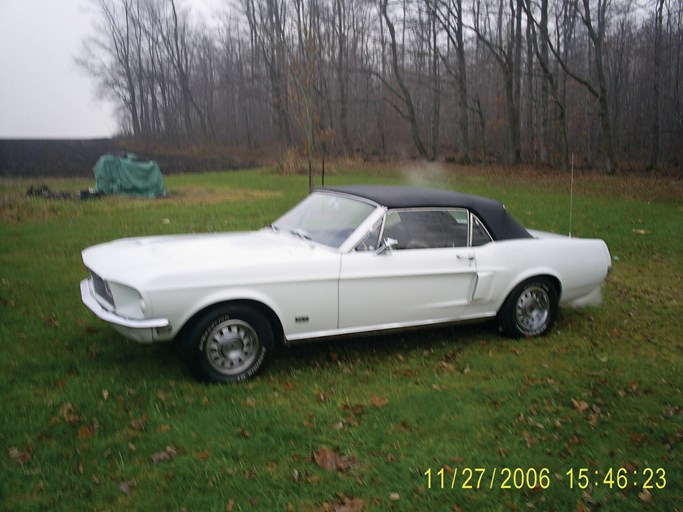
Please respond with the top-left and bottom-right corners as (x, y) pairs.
(80, 279), (169, 329)
(284, 312), (497, 344)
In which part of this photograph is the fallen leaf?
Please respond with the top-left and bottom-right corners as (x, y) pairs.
(571, 399), (589, 414)
(568, 433), (583, 445)
(638, 489), (652, 502)
(225, 499), (235, 511)
(130, 418), (146, 431)
(620, 461), (637, 472)
(196, 450), (211, 461)
(389, 492), (400, 501)
(522, 430), (536, 448)
(313, 446), (356, 472)
(314, 446), (339, 471)
(151, 451), (171, 464)
(338, 497), (365, 512)
(78, 425), (95, 440)
(8, 447), (31, 464)
(61, 402), (80, 425)
(150, 445), (177, 464)
(324, 496), (365, 512)
(342, 404), (366, 416)
(630, 433), (647, 446)
(440, 361), (455, 372)
(587, 413), (599, 427)
(118, 479), (137, 495)
(370, 396), (389, 408)
(244, 396), (256, 408)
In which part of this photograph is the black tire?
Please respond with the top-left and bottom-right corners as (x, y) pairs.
(182, 304), (274, 383)
(498, 277), (558, 338)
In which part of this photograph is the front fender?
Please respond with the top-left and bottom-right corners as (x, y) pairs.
(149, 287), (286, 342)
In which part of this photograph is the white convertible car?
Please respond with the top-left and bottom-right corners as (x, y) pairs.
(81, 185), (611, 382)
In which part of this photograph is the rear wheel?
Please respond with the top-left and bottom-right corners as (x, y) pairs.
(182, 304), (273, 382)
(498, 277), (558, 338)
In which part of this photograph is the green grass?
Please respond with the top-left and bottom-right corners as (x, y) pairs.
(1, 165), (681, 511)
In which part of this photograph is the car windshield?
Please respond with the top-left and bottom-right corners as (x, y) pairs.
(272, 192), (376, 248)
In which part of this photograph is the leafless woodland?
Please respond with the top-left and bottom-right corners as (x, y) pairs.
(79, 0), (683, 172)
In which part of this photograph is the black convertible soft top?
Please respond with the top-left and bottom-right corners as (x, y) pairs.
(322, 185), (532, 241)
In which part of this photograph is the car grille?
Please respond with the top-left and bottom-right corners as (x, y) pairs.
(91, 272), (115, 307)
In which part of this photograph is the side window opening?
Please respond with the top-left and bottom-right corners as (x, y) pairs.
(355, 220), (383, 252)
(381, 209), (469, 249)
(471, 214), (493, 246)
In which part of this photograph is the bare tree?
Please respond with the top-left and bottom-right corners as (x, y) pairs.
(379, 0), (430, 159)
(78, 0), (682, 168)
(471, 0), (523, 164)
(649, 0), (664, 167)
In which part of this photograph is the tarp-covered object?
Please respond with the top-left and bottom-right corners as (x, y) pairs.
(93, 153), (165, 197)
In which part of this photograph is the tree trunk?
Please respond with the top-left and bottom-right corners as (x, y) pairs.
(649, 0), (664, 168)
(380, 0), (429, 159)
(582, 0), (617, 174)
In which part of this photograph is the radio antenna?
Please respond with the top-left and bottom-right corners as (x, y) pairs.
(569, 153), (575, 238)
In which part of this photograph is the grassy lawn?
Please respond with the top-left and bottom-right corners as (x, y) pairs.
(1, 164), (681, 511)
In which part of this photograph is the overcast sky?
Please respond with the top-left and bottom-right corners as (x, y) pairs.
(0, 0), (220, 139)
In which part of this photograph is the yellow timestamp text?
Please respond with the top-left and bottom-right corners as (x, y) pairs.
(424, 467), (667, 491)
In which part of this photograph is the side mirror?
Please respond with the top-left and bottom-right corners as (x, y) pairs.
(377, 237), (398, 255)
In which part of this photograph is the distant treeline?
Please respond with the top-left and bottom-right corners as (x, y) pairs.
(79, 0), (682, 172)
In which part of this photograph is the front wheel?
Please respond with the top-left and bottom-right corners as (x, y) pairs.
(182, 305), (274, 383)
(498, 277), (558, 338)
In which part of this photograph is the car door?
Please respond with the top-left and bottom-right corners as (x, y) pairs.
(338, 208), (478, 332)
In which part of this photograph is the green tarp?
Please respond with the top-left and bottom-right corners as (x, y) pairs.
(93, 153), (165, 197)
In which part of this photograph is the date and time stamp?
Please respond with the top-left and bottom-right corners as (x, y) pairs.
(424, 466), (667, 491)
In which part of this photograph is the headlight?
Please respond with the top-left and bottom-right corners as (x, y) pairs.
(107, 282), (146, 320)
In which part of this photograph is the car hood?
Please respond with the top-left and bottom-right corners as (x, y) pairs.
(82, 229), (337, 288)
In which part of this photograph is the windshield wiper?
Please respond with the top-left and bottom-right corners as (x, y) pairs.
(289, 228), (312, 241)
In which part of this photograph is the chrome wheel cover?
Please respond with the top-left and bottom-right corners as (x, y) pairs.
(514, 285), (550, 334)
(205, 319), (260, 375)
